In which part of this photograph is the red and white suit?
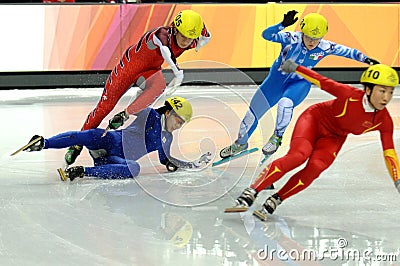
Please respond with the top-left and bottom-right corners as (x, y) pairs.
(82, 25), (210, 130)
(252, 65), (400, 200)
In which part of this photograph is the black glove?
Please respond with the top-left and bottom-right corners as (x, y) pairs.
(282, 10), (298, 27)
(364, 57), (380, 65)
(108, 110), (129, 130)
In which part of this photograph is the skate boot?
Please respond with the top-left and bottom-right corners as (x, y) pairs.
(220, 141), (248, 159)
(65, 145), (83, 165)
(253, 193), (282, 221)
(66, 166), (85, 181)
(262, 134), (282, 156)
(23, 135), (45, 152)
(225, 187), (258, 213)
(235, 187), (258, 207)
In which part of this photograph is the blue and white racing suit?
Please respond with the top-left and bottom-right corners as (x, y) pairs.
(237, 22), (369, 145)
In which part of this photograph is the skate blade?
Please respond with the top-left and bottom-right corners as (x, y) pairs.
(224, 206), (249, 213)
(213, 147), (259, 167)
(253, 210), (268, 221)
(101, 127), (110, 138)
(57, 168), (67, 181)
(259, 154), (272, 166)
(10, 136), (42, 156)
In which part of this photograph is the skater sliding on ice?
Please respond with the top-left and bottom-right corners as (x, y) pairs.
(16, 97), (212, 181)
(219, 10), (379, 165)
(65, 10), (211, 166)
(226, 60), (400, 221)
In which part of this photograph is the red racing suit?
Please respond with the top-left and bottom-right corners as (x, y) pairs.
(252, 65), (400, 200)
(82, 25), (210, 130)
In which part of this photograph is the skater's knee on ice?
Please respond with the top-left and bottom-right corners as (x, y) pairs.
(126, 161), (140, 178)
(277, 97), (294, 109)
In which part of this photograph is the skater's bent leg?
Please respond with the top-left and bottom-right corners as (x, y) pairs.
(237, 78), (282, 144)
(86, 156), (140, 179)
(126, 70), (165, 115)
(274, 97), (294, 137)
(237, 109), (257, 145)
(272, 81), (311, 138)
(82, 56), (138, 130)
(251, 137), (313, 191)
(85, 163), (138, 179)
(284, 80), (311, 107)
(82, 87), (125, 131)
(277, 137), (345, 201)
(46, 129), (109, 150)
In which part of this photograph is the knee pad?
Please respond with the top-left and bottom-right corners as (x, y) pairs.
(275, 97), (294, 136)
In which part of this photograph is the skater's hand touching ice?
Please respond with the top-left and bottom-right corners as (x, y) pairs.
(191, 152), (212, 168)
(163, 152), (213, 172)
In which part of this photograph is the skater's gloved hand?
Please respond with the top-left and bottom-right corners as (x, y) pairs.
(191, 152), (212, 168)
(108, 110), (129, 130)
(281, 59), (298, 73)
(395, 179), (400, 193)
(364, 57), (380, 65)
(282, 10), (298, 27)
(166, 70), (184, 96)
(195, 33), (211, 52)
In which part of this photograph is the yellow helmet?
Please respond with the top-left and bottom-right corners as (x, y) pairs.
(166, 96), (193, 122)
(360, 64), (399, 87)
(300, 13), (328, 39)
(173, 10), (203, 39)
(170, 220), (193, 248)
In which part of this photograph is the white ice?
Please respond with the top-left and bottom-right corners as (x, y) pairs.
(0, 85), (399, 266)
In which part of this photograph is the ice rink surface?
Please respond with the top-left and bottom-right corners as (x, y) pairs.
(0, 84), (399, 266)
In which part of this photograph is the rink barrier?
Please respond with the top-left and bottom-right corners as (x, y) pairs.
(0, 68), (385, 89)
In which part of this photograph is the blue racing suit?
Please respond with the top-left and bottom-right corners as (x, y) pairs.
(237, 22), (369, 144)
(44, 108), (183, 179)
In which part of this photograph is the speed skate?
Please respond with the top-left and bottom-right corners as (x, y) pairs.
(57, 168), (68, 181)
(224, 205), (249, 213)
(10, 136), (43, 156)
(212, 147), (258, 167)
(252, 209), (268, 221)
